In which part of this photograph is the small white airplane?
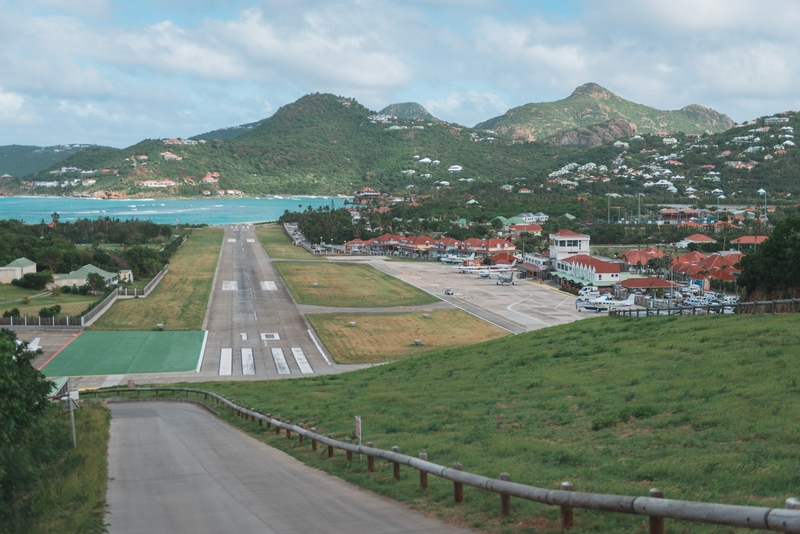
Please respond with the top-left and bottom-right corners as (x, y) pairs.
(576, 294), (637, 313)
(478, 270), (491, 279)
(441, 253), (474, 264)
(496, 273), (515, 285)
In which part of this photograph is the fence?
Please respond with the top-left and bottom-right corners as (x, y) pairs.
(0, 315), (82, 327)
(89, 386), (800, 533)
(612, 298), (800, 318)
(116, 264), (169, 298)
(80, 290), (117, 326)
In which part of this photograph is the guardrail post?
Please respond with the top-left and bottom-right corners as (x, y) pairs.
(285, 420), (292, 439)
(298, 424), (304, 443)
(453, 463), (464, 503)
(419, 453), (428, 489)
(367, 443), (375, 472)
(258, 413), (263, 427)
(311, 428), (317, 450)
(560, 482), (574, 529)
(266, 414), (271, 428)
(500, 472), (511, 516)
(275, 417), (281, 434)
(346, 438), (353, 461)
(156, 390), (159, 398)
(327, 434), (334, 458)
(172, 389), (176, 398)
(649, 488), (665, 534)
(391, 446), (400, 479)
(137, 389), (141, 398)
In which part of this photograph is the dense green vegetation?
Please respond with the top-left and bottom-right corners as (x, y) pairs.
(475, 82), (734, 143)
(166, 313), (800, 533)
(0, 330), (109, 533)
(738, 215), (800, 297)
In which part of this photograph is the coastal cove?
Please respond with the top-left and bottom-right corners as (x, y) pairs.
(0, 196), (348, 225)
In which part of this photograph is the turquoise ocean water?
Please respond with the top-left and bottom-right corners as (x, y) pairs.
(0, 196), (348, 225)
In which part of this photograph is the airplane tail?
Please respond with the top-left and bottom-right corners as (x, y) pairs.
(467, 253), (475, 260)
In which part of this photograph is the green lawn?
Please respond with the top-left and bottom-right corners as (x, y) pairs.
(274, 261), (439, 307)
(0, 283), (44, 306)
(255, 224), (316, 259)
(90, 227), (223, 330)
(1, 292), (99, 317)
(165, 313), (800, 533)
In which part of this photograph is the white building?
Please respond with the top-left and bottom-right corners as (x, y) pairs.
(549, 230), (590, 261)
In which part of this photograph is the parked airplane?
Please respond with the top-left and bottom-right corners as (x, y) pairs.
(496, 273), (515, 285)
(576, 294), (637, 312)
(458, 260), (517, 274)
(440, 253), (474, 264)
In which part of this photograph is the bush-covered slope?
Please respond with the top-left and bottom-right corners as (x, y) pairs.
(379, 102), (439, 121)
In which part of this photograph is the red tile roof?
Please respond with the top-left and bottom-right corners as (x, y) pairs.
(621, 278), (677, 289)
(563, 254), (621, 274)
(684, 233), (716, 243)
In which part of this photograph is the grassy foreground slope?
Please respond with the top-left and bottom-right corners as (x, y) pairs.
(90, 227), (223, 330)
(191, 314), (800, 533)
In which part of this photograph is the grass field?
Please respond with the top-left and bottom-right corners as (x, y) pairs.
(255, 224), (316, 259)
(0, 284), (44, 306)
(275, 261), (439, 307)
(164, 313), (800, 533)
(1, 292), (99, 317)
(307, 310), (508, 363)
(25, 403), (110, 534)
(42, 331), (204, 376)
(90, 227), (223, 330)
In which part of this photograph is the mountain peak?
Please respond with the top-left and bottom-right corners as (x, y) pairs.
(379, 102), (439, 122)
(569, 82), (614, 100)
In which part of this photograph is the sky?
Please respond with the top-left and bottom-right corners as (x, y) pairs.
(2, 0), (800, 148)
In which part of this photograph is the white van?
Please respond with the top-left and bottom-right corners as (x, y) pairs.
(577, 287), (600, 300)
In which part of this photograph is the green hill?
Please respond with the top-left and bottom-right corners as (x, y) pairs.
(197, 313), (800, 533)
(0, 144), (96, 177)
(379, 102), (439, 122)
(475, 83), (734, 146)
(190, 120), (265, 141)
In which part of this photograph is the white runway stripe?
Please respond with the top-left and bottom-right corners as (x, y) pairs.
(241, 348), (255, 375)
(246, 239), (255, 243)
(260, 333), (280, 341)
(222, 281), (238, 290)
(219, 348), (232, 375)
(291, 348), (314, 374)
(260, 281), (277, 290)
(270, 348), (291, 375)
(227, 238), (236, 242)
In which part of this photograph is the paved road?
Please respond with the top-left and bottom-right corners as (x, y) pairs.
(106, 402), (471, 534)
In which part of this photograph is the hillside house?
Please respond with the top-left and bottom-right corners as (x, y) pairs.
(142, 180), (176, 188)
(0, 257), (36, 284)
(52, 264), (120, 288)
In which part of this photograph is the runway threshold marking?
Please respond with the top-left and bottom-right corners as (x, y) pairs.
(240, 333), (248, 340)
(241, 348), (255, 375)
(246, 239), (255, 243)
(222, 281), (238, 290)
(261, 333), (280, 341)
(260, 281), (277, 291)
(219, 348), (232, 376)
(270, 348), (291, 375)
(227, 239), (236, 243)
(290, 348), (314, 374)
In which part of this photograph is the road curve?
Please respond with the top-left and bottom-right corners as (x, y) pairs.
(106, 403), (472, 533)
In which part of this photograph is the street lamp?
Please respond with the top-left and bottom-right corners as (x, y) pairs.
(758, 188), (767, 225)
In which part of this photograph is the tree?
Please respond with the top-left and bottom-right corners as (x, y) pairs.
(50, 212), (59, 224)
(86, 272), (107, 294)
(12, 272), (53, 291)
(738, 215), (800, 296)
(0, 329), (52, 525)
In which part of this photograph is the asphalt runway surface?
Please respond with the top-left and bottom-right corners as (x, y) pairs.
(106, 402), (471, 534)
(368, 259), (589, 334)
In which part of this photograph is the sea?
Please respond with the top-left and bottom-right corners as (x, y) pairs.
(0, 196), (349, 226)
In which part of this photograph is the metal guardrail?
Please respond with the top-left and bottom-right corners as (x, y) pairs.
(91, 387), (800, 533)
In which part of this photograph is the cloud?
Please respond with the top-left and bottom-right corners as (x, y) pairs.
(26, 0), (109, 18)
(425, 90), (507, 125)
(0, 88), (25, 119)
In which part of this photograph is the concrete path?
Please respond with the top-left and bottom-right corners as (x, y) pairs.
(106, 402), (471, 534)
